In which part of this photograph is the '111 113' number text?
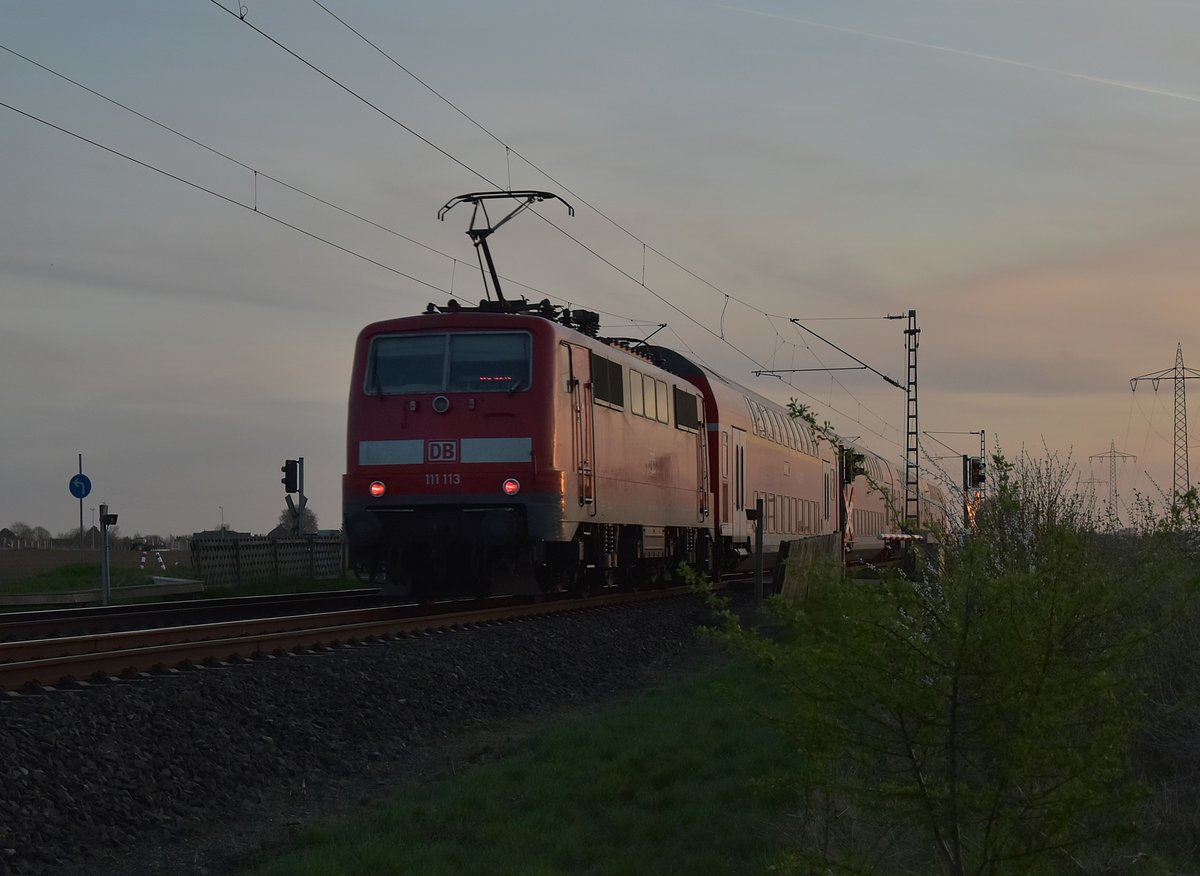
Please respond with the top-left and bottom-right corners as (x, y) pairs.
(425, 472), (462, 485)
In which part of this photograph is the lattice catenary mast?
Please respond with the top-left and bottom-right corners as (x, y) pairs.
(890, 310), (921, 528)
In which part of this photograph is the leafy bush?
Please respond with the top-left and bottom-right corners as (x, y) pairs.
(700, 449), (1200, 875)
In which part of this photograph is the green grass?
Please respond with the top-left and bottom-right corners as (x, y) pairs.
(0, 562), (155, 595)
(242, 658), (799, 876)
(0, 562), (366, 606)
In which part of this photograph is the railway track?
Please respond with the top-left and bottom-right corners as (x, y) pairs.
(0, 585), (696, 694)
(0, 588), (388, 641)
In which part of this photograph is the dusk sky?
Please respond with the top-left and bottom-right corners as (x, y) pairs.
(4, 0), (1199, 538)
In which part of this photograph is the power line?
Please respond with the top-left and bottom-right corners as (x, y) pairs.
(0, 98), (442, 296)
(1, 43), (669, 329)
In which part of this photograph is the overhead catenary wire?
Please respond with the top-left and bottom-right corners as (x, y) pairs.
(0, 99), (450, 297)
(13, 4), (910, 458)
(0, 43), (669, 330)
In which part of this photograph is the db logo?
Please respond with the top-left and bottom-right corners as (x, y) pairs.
(426, 440), (458, 463)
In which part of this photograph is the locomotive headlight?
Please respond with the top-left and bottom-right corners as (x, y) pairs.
(369, 481), (387, 498)
(502, 478), (521, 496)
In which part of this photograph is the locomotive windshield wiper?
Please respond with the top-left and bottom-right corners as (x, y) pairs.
(438, 191), (574, 306)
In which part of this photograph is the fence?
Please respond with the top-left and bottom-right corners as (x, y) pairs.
(775, 533), (842, 603)
(190, 534), (344, 587)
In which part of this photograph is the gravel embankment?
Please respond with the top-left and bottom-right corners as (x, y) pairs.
(0, 595), (726, 876)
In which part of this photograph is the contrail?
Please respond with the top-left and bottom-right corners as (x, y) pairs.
(721, 5), (1200, 105)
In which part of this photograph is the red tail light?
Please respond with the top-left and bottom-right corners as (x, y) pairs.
(369, 481), (386, 498)
(502, 478), (520, 496)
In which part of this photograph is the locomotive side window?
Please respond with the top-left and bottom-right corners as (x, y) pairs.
(643, 376), (657, 419)
(589, 352), (624, 408)
(674, 387), (701, 431)
(630, 370), (645, 416)
(368, 332), (530, 394)
(655, 380), (670, 424)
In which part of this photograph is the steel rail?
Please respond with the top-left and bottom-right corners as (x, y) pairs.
(0, 588), (386, 641)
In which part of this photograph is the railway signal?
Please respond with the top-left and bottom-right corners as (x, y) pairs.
(841, 448), (866, 484)
(281, 459), (299, 493)
(968, 457), (986, 487)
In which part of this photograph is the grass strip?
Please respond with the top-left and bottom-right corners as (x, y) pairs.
(243, 657), (798, 876)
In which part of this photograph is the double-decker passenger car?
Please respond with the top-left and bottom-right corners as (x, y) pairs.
(641, 347), (841, 571)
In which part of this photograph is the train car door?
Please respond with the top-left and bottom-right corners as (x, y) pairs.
(730, 427), (747, 542)
(562, 342), (597, 514)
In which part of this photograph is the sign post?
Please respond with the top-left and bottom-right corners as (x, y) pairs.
(99, 504), (118, 606)
(68, 455), (92, 554)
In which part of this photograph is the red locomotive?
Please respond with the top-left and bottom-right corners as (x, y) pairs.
(342, 301), (712, 597)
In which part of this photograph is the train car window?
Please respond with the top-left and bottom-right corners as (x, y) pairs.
(447, 333), (531, 392)
(630, 370), (645, 416)
(720, 431), (729, 478)
(674, 387), (701, 431)
(746, 399), (764, 438)
(643, 377), (657, 419)
(766, 494), (776, 533)
(655, 380), (670, 424)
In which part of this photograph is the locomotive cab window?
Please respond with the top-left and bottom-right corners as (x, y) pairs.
(367, 332), (531, 394)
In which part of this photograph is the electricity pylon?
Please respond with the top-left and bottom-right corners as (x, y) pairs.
(1130, 343), (1200, 507)
(1089, 440), (1135, 527)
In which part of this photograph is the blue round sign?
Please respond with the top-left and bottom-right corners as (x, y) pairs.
(69, 474), (92, 499)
